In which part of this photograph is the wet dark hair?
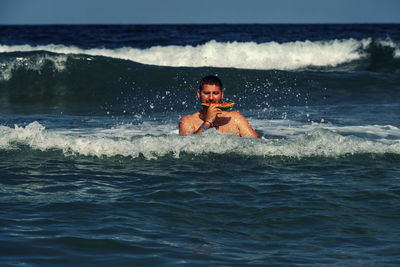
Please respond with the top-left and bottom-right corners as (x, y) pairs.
(198, 75), (223, 92)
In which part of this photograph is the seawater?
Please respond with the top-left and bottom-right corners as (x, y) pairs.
(1, 24), (400, 266)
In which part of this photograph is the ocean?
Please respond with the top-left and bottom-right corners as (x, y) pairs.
(1, 24), (400, 266)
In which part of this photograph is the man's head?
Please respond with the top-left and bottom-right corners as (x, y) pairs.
(197, 75), (224, 104)
(198, 75), (223, 92)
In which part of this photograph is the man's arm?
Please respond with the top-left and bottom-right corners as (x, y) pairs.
(179, 115), (213, 136)
(179, 116), (194, 136)
(179, 105), (222, 136)
(233, 111), (261, 139)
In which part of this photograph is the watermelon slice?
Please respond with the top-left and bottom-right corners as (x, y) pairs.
(201, 102), (235, 110)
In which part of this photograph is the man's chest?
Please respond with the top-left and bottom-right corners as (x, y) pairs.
(193, 116), (240, 135)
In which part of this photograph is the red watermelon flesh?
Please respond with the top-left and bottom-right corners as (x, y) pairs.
(201, 102), (235, 110)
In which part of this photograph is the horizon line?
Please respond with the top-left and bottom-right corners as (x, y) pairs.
(1, 22), (400, 26)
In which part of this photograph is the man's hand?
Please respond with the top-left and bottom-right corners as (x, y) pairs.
(204, 104), (223, 125)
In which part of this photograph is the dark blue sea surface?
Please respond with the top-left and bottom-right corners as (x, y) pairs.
(1, 24), (400, 266)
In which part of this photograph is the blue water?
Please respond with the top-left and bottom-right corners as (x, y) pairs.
(1, 24), (400, 266)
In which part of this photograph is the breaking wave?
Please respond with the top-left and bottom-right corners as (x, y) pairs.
(1, 38), (399, 76)
(1, 122), (399, 160)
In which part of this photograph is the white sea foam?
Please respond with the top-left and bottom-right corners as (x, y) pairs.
(377, 39), (400, 58)
(0, 121), (399, 160)
(0, 52), (67, 81)
(251, 119), (400, 140)
(0, 38), (375, 71)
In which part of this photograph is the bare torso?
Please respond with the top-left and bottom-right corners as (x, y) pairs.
(179, 110), (260, 138)
(180, 79), (260, 138)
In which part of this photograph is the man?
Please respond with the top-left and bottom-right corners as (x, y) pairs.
(179, 75), (260, 139)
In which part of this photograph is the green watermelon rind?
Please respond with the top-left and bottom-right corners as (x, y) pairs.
(201, 102), (235, 111)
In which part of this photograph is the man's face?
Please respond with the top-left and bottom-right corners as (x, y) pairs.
(197, 84), (223, 104)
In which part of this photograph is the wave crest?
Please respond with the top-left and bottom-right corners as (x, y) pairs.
(0, 51), (67, 81)
(2, 38), (398, 72)
(1, 122), (399, 160)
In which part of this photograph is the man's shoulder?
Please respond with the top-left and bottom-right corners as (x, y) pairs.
(227, 110), (245, 119)
(179, 112), (200, 123)
(227, 111), (250, 126)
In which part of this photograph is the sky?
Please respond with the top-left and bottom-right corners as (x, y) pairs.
(0, 0), (399, 25)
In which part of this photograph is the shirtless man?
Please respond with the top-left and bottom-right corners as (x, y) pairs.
(179, 75), (260, 139)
